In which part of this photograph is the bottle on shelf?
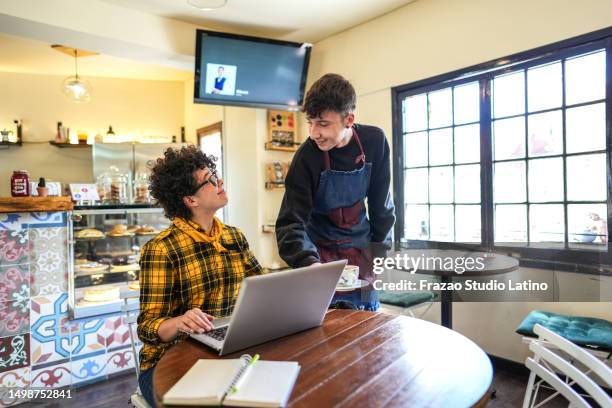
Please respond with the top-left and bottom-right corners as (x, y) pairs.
(11, 170), (30, 197)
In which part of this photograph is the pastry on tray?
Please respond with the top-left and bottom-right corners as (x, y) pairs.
(108, 224), (134, 237)
(76, 262), (109, 274)
(82, 286), (120, 303)
(110, 263), (140, 273)
(126, 225), (140, 234)
(75, 228), (105, 239)
(135, 225), (159, 235)
(128, 281), (140, 291)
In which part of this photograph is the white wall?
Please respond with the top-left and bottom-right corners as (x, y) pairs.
(310, 0), (612, 363)
(0, 71), (184, 195)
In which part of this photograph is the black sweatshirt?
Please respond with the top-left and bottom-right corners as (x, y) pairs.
(275, 123), (395, 268)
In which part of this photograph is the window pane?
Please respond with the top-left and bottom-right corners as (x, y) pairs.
(494, 161), (526, 203)
(528, 157), (564, 202)
(566, 154), (606, 201)
(529, 204), (564, 243)
(454, 124), (480, 164)
(566, 103), (606, 154)
(404, 205), (429, 240)
(429, 128), (453, 165)
(429, 166), (453, 204)
(495, 204), (527, 243)
(405, 131), (428, 168)
(404, 169), (428, 204)
(528, 110), (563, 157)
(568, 204), (607, 247)
(455, 164), (481, 203)
(493, 117), (525, 160)
(454, 82), (479, 125)
(493, 70), (525, 118)
(527, 61), (562, 112)
(565, 50), (606, 105)
(455, 205), (481, 242)
(404, 94), (428, 132)
(428, 88), (452, 128)
(430, 205), (454, 241)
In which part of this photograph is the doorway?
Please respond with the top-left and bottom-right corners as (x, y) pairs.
(198, 122), (225, 222)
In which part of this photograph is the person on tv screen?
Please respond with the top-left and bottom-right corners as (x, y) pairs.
(212, 66), (226, 94)
(275, 73), (395, 311)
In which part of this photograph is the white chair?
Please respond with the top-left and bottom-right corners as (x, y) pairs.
(522, 324), (612, 408)
(123, 298), (151, 408)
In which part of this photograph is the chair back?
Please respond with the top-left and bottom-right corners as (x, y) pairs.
(525, 323), (611, 408)
(122, 298), (141, 377)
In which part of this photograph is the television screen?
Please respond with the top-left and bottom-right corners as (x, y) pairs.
(194, 30), (312, 110)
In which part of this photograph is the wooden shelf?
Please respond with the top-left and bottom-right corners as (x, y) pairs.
(49, 141), (92, 148)
(262, 224), (275, 233)
(0, 141), (22, 148)
(264, 142), (298, 152)
(265, 182), (285, 190)
(0, 196), (73, 213)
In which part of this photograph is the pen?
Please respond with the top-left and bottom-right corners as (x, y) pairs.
(230, 354), (260, 394)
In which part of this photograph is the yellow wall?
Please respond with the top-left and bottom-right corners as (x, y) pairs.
(309, 0), (612, 363)
(0, 69), (287, 268)
(0, 71), (184, 195)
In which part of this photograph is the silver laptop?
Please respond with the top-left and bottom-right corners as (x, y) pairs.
(190, 260), (347, 355)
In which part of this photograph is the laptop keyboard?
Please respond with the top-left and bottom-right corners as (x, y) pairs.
(206, 326), (228, 341)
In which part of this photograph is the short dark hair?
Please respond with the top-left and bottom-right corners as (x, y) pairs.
(149, 145), (217, 220)
(302, 73), (356, 118)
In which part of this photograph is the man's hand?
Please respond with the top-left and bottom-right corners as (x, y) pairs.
(176, 308), (215, 334)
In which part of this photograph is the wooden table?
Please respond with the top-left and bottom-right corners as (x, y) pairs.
(389, 250), (519, 329)
(154, 310), (493, 407)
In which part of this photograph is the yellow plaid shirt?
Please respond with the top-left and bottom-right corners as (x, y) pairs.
(137, 217), (263, 371)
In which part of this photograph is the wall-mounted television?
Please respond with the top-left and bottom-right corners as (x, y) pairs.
(194, 29), (312, 111)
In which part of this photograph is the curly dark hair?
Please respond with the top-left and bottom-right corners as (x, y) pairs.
(302, 73), (356, 118)
(149, 145), (217, 220)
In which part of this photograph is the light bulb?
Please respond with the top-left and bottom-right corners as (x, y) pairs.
(62, 75), (92, 103)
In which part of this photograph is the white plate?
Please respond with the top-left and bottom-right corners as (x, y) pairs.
(336, 279), (369, 292)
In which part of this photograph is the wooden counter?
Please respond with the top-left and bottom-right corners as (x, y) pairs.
(0, 196), (74, 213)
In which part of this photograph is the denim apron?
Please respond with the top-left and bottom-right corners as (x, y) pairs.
(306, 128), (378, 311)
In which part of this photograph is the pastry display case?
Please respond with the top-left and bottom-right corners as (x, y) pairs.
(68, 204), (170, 318)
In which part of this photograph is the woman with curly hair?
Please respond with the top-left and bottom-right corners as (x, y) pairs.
(136, 145), (263, 406)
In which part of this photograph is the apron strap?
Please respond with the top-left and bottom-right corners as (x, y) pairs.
(323, 150), (331, 170)
(352, 129), (366, 165)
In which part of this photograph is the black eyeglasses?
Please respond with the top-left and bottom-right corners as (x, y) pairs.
(192, 172), (219, 194)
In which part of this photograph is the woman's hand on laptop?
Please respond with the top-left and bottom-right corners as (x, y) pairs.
(159, 308), (215, 341)
(178, 308), (215, 334)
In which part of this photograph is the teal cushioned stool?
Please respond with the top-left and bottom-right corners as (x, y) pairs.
(378, 290), (436, 318)
(516, 310), (612, 352)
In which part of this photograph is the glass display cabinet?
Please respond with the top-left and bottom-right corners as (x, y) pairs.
(68, 205), (170, 318)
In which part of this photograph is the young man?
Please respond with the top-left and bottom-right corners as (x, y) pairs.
(137, 145), (262, 406)
(212, 66), (226, 94)
(275, 73), (395, 311)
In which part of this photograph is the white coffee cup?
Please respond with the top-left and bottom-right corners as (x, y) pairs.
(339, 265), (359, 287)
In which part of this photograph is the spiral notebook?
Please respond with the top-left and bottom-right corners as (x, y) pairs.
(162, 355), (301, 407)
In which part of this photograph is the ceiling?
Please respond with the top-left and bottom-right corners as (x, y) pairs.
(0, 33), (192, 81)
(0, 0), (417, 81)
(100, 0), (417, 43)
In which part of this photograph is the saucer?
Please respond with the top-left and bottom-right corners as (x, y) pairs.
(336, 279), (369, 292)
